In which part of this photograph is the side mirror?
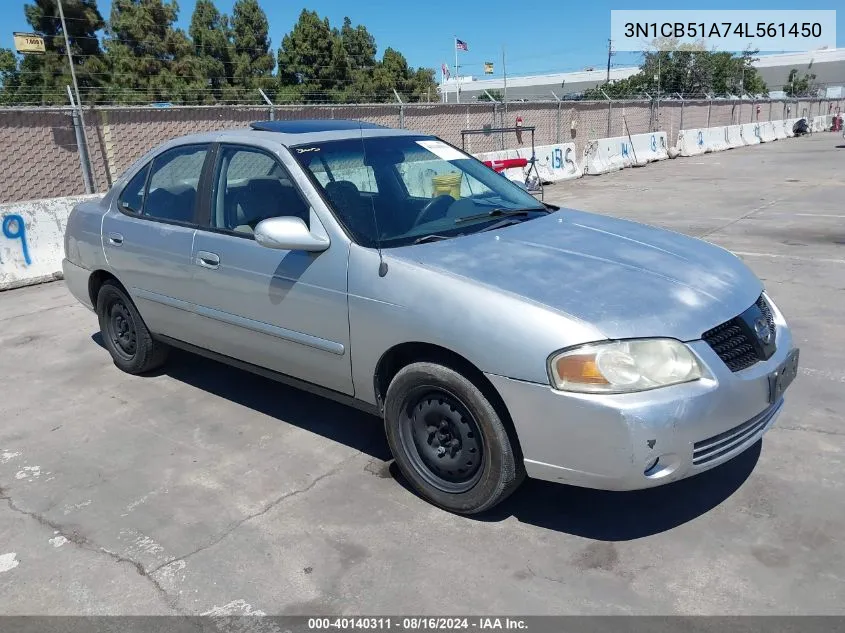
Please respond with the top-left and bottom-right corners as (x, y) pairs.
(254, 216), (330, 252)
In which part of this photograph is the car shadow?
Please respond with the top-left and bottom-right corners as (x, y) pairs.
(388, 439), (760, 540)
(474, 440), (761, 540)
(92, 331), (758, 537)
(90, 333), (391, 460)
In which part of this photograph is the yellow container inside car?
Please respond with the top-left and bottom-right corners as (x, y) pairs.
(431, 173), (463, 199)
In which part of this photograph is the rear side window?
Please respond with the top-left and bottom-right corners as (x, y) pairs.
(118, 164), (150, 214)
(143, 145), (209, 223)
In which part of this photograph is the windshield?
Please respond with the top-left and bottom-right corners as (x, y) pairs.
(290, 135), (548, 248)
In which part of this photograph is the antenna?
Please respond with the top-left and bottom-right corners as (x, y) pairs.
(358, 120), (388, 277)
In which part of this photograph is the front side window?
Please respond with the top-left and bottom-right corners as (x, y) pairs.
(291, 135), (546, 248)
(142, 145), (208, 223)
(210, 146), (311, 235)
(118, 163), (150, 214)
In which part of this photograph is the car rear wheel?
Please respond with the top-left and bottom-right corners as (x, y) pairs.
(384, 362), (524, 514)
(96, 281), (169, 374)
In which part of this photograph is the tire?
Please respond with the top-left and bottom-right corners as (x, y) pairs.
(384, 362), (524, 515)
(96, 280), (169, 374)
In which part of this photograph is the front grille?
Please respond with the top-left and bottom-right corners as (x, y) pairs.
(702, 294), (776, 372)
(693, 403), (781, 466)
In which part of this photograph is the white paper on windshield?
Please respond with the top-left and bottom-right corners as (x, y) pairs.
(416, 140), (467, 161)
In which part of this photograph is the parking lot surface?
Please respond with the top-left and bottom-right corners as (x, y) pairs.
(1, 133), (843, 615)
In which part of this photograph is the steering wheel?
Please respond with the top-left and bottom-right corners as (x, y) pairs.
(413, 194), (454, 227)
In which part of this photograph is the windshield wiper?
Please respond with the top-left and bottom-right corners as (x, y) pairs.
(454, 208), (544, 224)
(412, 234), (451, 244)
(476, 218), (530, 233)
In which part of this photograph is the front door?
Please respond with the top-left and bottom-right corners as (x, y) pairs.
(185, 143), (353, 395)
(101, 144), (210, 341)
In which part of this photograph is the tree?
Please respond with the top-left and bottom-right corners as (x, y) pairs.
(14, 0), (106, 105)
(188, 0), (232, 102)
(584, 41), (766, 99)
(277, 9), (350, 102)
(104, 0), (196, 104)
(369, 48), (437, 102)
(477, 89), (504, 102)
(230, 0), (275, 97)
(0, 48), (22, 105)
(340, 17), (376, 73)
(785, 68), (817, 97)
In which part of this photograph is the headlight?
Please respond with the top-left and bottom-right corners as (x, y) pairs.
(548, 339), (704, 394)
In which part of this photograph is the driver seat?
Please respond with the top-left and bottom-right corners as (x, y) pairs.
(324, 180), (377, 237)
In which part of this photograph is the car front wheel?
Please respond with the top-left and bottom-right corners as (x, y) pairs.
(96, 280), (169, 374)
(384, 362), (524, 514)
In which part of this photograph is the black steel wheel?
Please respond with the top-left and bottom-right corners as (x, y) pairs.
(105, 297), (138, 361)
(96, 280), (169, 374)
(398, 388), (485, 494)
(384, 361), (525, 514)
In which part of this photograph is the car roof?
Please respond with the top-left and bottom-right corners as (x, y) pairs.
(161, 119), (424, 149)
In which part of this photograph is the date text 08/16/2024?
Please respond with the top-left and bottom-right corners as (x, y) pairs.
(307, 618), (528, 630)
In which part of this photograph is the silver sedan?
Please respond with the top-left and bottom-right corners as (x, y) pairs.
(62, 120), (799, 514)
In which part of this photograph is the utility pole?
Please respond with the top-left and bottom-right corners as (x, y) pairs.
(502, 45), (508, 106)
(58, 0), (94, 193)
(606, 39), (613, 83)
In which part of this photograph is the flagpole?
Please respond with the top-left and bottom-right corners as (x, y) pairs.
(454, 36), (460, 104)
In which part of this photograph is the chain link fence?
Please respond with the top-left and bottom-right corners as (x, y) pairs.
(0, 97), (842, 204)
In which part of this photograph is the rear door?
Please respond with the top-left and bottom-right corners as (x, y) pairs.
(101, 143), (211, 340)
(185, 143), (354, 395)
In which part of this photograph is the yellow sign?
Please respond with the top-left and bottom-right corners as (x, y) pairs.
(484, 62), (494, 74)
(13, 32), (46, 55)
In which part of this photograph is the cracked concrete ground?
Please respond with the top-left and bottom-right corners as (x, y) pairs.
(1, 133), (844, 615)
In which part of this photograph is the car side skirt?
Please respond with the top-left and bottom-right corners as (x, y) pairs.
(155, 334), (382, 418)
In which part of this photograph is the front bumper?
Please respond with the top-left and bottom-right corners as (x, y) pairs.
(486, 300), (796, 491)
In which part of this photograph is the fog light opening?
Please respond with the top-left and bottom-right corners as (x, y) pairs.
(643, 453), (681, 480)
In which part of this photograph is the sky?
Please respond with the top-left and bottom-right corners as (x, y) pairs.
(0, 0), (842, 80)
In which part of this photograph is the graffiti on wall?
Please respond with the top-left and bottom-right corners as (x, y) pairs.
(1, 214), (32, 266)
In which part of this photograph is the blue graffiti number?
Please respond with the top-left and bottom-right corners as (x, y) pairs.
(551, 147), (563, 169)
(2, 214), (32, 266)
(697, 130), (704, 147)
(650, 135), (657, 152)
(621, 142), (629, 158)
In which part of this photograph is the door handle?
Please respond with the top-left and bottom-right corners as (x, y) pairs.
(196, 251), (220, 270)
(107, 232), (124, 246)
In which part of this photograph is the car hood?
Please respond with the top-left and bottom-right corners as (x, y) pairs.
(388, 209), (762, 341)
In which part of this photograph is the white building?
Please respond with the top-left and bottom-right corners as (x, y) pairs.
(440, 48), (845, 101)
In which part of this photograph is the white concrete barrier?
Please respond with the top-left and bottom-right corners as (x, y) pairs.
(519, 143), (582, 182)
(772, 120), (788, 140)
(477, 143), (583, 183)
(725, 125), (744, 148)
(758, 121), (777, 142)
(811, 115), (833, 132)
(740, 123), (761, 145)
(677, 127), (729, 155)
(783, 118), (800, 137)
(1, 195), (99, 291)
(583, 132), (668, 175)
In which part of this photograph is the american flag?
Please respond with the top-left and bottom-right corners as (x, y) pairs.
(441, 63), (450, 79)
(456, 39), (468, 51)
